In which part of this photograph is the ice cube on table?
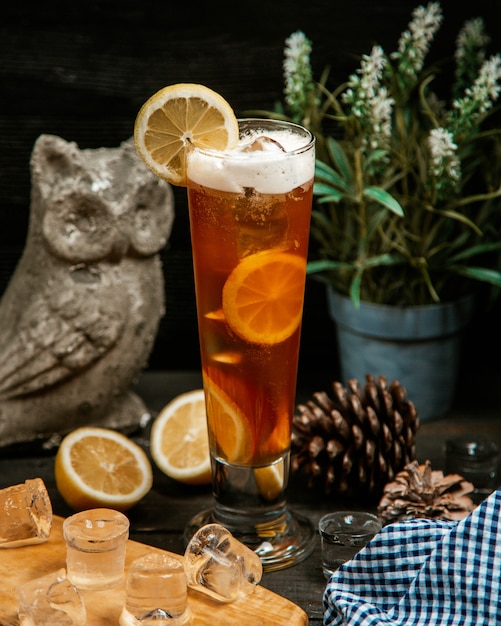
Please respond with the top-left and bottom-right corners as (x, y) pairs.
(119, 552), (191, 625)
(18, 568), (86, 626)
(0, 478), (53, 548)
(184, 523), (263, 603)
(63, 508), (129, 590)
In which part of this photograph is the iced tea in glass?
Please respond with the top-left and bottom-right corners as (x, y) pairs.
(185, 119), (315, 570)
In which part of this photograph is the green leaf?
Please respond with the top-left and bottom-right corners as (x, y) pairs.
(326, 136), (352, 184)
(315, 159), (338, 178)
(449, 241), (501, 262)
(365, 206), (392, 241)
(363, 187), (405, 216)
(315, 160), (350, 191)
(313, 182), (344, 202)
(306, 259), (353, 274)
(364, 149), (389, 170)
(435, 208), (482, 236)
(349, 272), (362, 308)
(361, 253), (403, 268)
(316, 195), (344, 204)
(455, 266), (501, 287)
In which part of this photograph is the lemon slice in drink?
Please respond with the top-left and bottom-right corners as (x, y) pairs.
(134, 83), (239, 186)
(55, 427), (153, 512)
(150, 389), (212, 485)
(254, 464), (285, 502)
(203, 373), (250, 464)
(222, 251), (306, 345)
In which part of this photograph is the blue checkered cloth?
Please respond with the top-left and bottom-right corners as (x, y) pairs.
(324, 488), (501, 625)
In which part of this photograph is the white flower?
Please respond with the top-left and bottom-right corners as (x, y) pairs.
(283, 31), (314, 116)
(371, 88), (394, 137)
(451, 54), (501, 130)
(455, 17), (489, 65)
(428, 128), (461, 187)
(342, 47), (394, 164)
(283, 31), (311, 71)
(474, 55), (501, 106)
(391, 2), (443, 84)
(345, 45), (386, 100)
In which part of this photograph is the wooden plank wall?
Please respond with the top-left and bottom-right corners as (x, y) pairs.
(1, 1), (500, 391)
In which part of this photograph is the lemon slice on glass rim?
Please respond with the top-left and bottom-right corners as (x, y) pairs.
(134, 83), (239, 186)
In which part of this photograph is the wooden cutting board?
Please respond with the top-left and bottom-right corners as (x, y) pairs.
(0, 516), (307, 625)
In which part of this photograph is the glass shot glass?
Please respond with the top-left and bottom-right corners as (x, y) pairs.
(445, 436), (500, 498)
(62, 508), (130, 591)
(319, 511), (382, 579)
(0, 478), (53, 548)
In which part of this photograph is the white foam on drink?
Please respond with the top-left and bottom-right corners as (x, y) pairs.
(187, 127), (315, 194)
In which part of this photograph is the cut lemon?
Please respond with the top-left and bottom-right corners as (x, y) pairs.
(55, 427), (153, 512)
(203, 372), (249, 464)
(254, 464), (285, 502)
(222, 251), (306, 344)
(150, 389), (212, 485)
(134, 83), (239, 186)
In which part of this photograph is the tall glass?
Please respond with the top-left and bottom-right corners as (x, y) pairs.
(184, 119), (315, 571)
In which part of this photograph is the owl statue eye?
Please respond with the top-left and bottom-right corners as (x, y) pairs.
(129, 181), (174, 256)
(43, 192), (117, 262)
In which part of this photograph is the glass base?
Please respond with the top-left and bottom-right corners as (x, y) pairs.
(184, 506), (315, 572)
(184, 454), (316, 571)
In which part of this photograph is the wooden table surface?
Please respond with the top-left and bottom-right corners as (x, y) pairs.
(1, 370), (500, 625)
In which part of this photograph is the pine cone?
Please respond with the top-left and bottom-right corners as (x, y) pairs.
(377, 459), (476, 524)
(291, 374), (419, 498)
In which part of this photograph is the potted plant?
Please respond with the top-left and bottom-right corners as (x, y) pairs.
(268, 3), (501, 419)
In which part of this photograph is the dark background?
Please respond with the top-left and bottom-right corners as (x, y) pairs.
(1, 1), (500, 398)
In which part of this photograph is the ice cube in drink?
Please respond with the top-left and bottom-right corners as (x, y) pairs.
(18, 568), (86, 626)
(184, 523), (262, 602)
(0, 478), (52, 548)
(119, 552), (190, 625)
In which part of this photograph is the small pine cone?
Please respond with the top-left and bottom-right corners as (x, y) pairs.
(291, 374), (419, 498)
(377, 459), (476, 524)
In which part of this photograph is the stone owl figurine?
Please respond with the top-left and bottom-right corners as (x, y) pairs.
(0, 134), (174, 447)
